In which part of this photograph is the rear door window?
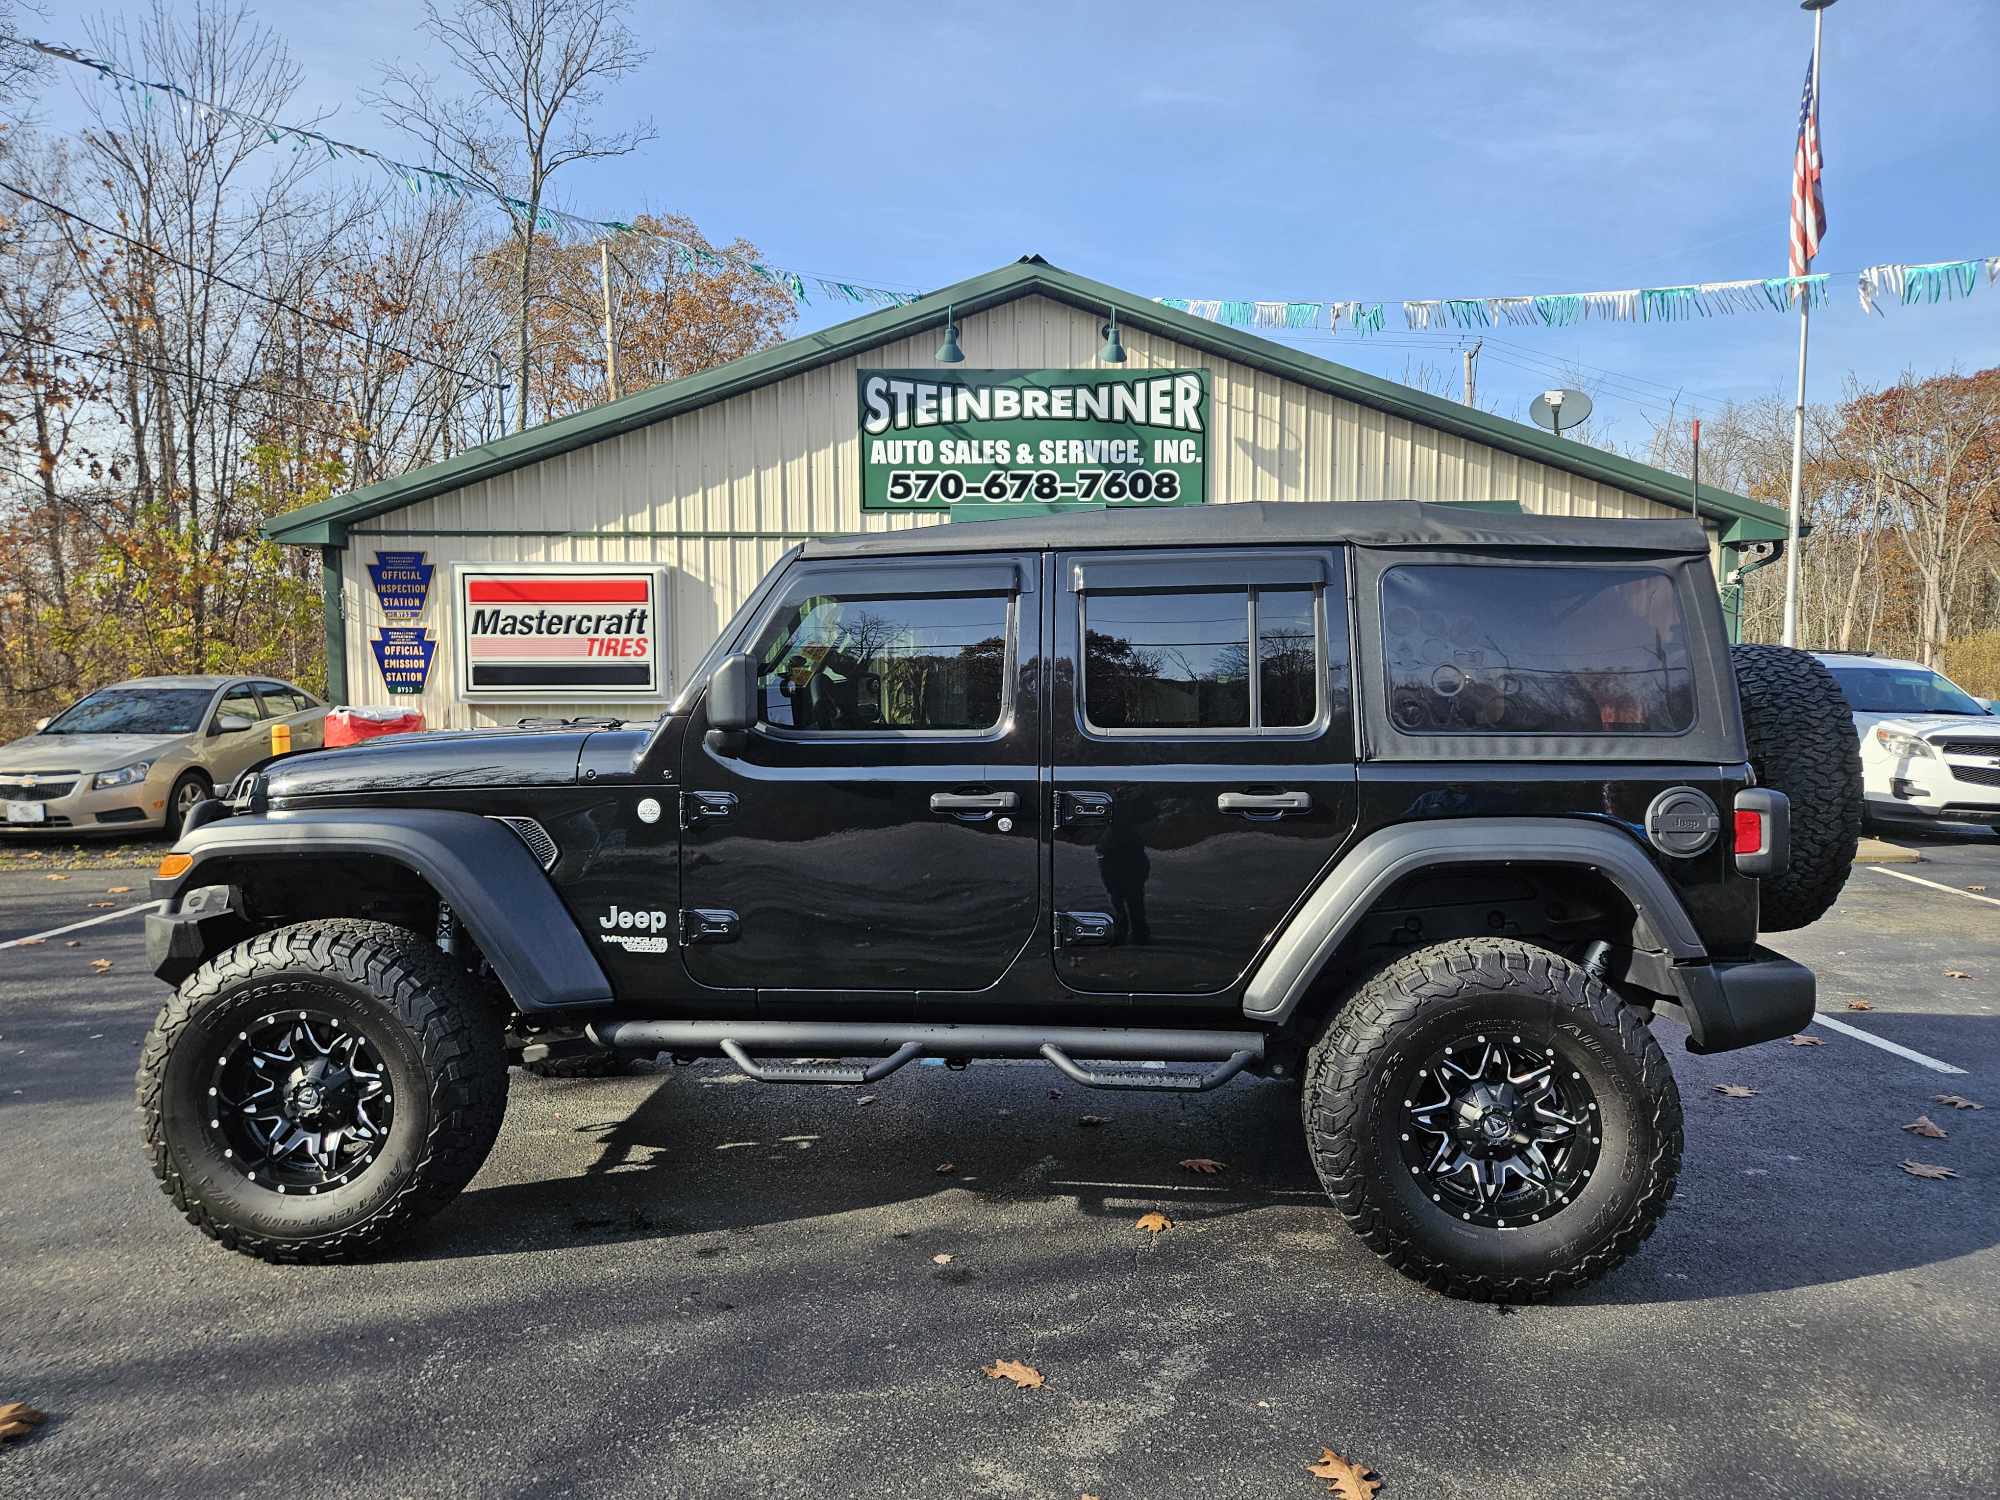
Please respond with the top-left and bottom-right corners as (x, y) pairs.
(1082, 585), (1323, 733)
(1381, 565), (1694, 735)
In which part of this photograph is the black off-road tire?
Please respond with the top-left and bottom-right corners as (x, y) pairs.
(1731, 643), (1863, 932)
(1303, 937), (1682, 1302)
(137, 919), (507, 1264)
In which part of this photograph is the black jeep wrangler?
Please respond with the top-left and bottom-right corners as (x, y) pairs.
(140, 503), (1861, 1300)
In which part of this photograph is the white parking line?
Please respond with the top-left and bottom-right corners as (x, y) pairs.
(1866, 864), (2000, 908)
(1809, 1012), (1968, 1075)
(0, 900), (163, 951)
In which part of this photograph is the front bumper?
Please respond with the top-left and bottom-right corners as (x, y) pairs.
(1671, 946), (1816, 1054)
(145, 882), (245, 986)
(1869, 754), (2000, 824)
(0, 770), (168, 833)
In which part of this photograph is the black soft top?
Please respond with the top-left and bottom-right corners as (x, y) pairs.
(800, 501), (1709, 560)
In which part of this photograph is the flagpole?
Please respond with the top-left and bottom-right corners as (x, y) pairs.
(1784, 0), (1834, 647)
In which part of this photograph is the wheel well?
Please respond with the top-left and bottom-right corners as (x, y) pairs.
(1281, 861), (1650, 1039)
(196, 853), (439, 932)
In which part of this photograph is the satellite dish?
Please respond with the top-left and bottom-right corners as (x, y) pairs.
(1529, 387), (1593, 437)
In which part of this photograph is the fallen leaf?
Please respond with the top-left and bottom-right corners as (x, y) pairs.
(1945, 970), (1972, 980)
(1306, 1447), (1383, 1500)
(43, 874), (68, 882)
(63, 940), (79, 948)
(934, 1162), (956, 1176)
(1845, 999), (1874, 1011)
(1179, 1157), (1227, 1174)
(106, 885), (133, 894)
(1078, 1115), (1108, 1128)
(1081, 1494), (1102, 1500)
(1968, 885), (1987, 894)
(14, 937), (43, 947)
(1902, 1115), (1948, 1139)
(1934, 1094), (1985, 1110)
(0, 1401), (46, 1443)
(1135, 1211), (1172, 1234)
(1713, 1084), (1758, 1098)
(85, 901), (117, 909)
(1901, 1160), (1958, 1180)
(1786, 1034), (1824, 1046)
(855, 1094), (877, 1106)
(932, 1253), (954, 1265)
(89, 959), (113, 973)
(982, 1358), (1043, 1390)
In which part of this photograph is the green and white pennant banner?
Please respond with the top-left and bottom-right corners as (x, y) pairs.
(22, 36), (918, 314)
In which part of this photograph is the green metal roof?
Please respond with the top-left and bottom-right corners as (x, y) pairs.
(265, 255), (1785, 546)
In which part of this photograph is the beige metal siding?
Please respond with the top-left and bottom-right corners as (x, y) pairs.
(339, 294), (1691, 728)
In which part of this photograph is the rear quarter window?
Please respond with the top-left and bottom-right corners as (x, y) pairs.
(1381, 564), (1694, 735)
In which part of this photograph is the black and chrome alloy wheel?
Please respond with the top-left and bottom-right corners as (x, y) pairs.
(1398, 1032), (1600, 1229)
(205, 1008), (395, 1194)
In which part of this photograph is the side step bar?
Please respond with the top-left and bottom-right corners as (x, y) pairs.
(587, 1020), (1265, 1092)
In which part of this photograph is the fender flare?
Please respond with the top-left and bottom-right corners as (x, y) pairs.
(156, 808), (612, 1011)
(1243, 816), (1706, 1025)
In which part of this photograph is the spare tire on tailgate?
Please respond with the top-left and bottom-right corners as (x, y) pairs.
(1731, 644), (1863, 932)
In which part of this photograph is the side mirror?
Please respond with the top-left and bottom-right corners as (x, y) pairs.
(706, 653), (757, 733)
(213, 713), (255, 735)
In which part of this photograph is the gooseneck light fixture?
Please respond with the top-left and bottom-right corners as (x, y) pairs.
(1099, 308), (1127, 364)
(935, 305), (965, 363)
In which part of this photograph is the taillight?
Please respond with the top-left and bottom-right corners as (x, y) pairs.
(1732, 788), (1790, 879)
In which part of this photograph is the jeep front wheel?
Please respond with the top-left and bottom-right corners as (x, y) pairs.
(1304, 937), (1681, 1302)
(136, 919), (507, 1263)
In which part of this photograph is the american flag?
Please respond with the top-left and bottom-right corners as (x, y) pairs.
(1789, 56), (1826, 278)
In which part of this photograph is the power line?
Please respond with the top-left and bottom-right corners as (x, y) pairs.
(9, 332), (488, 427)
(0, 179), (504, 391)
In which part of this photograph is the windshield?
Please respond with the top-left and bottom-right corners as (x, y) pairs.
(43, 687), (213, 735)
(1828, 665), (1989, 717)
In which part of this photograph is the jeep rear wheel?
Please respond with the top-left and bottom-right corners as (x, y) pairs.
(1731, 643), (1863, 932)
(137, 919), (506, 1264)
(1304, 937), (1681, 1302)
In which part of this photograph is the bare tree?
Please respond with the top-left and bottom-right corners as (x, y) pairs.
(369, 0), (654, 431)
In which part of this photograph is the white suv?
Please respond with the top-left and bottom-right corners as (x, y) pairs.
(1816, 652), (2000, 830)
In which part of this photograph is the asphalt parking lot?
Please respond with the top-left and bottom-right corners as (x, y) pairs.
(2, 833), (1995, 1499)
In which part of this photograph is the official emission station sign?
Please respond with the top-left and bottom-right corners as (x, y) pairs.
(858, 369), (1208, 512)
(454, 564), (666, 702)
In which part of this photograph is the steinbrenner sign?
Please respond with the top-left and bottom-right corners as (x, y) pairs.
(858, 368), (1208, 512)
(454, 564), (667, 701)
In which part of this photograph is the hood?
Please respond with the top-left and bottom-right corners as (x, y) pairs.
(0, 731), (182, 773)
(1873, 714), (2000, 741)
(264, 726), (597, 799)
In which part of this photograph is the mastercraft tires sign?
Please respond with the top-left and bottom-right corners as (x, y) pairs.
(453, 564), (667, 701)
(858, 369), (1208, 512)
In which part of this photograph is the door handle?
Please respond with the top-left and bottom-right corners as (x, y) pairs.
(1217, 790), (1311, 817)
(929, 790), (1018, 819)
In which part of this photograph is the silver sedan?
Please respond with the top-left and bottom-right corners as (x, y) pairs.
(0, 675), (325, 839)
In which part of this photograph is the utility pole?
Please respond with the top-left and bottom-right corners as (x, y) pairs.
(1784, 0), (1835, 646)
(599, 243), (620, 402)
(1462, 339), (1481, 408)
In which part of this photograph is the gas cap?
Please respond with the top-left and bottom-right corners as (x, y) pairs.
(1644, 787), (1721, 858)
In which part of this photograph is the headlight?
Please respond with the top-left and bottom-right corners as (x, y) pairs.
(92, 760), (155, 788)
(1873, 727), (1935, 760)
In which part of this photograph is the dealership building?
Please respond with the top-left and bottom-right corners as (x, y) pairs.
(266, 257), (1789, 727)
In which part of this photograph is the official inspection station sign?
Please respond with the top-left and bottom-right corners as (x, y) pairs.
(858, 369), (1208, 512)
(454, 564), (667, 701)
(366, 550), (434, 621)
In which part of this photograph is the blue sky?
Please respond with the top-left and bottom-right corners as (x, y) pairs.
(36, 0), (2000, 448)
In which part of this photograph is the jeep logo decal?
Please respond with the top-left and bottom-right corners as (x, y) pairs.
(601, 905), (669, 934)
